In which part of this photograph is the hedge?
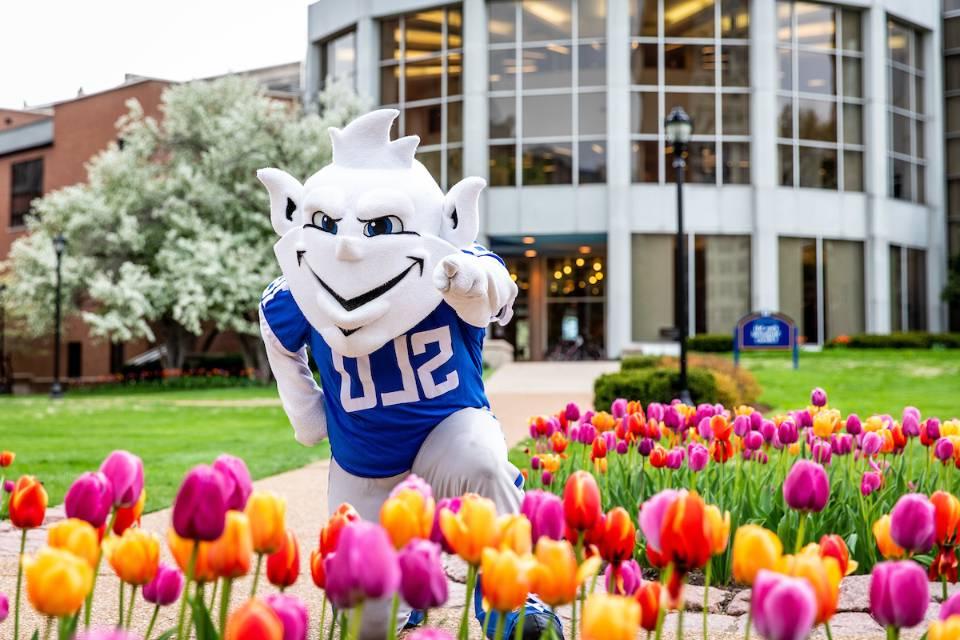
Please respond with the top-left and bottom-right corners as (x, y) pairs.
(827, 332), (960, 349)
(620, 355), (661, 371)
(686, 334), (734, 352)
(594, 367), (736, 411)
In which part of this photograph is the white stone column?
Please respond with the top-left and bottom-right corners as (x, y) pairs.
(606, 0), (632, 358)
(462, 0), (489, 184)
(355, 16), (377, 104)
(924, 21), (947, 331)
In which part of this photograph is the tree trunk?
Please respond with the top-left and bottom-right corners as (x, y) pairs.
(237, 333), (271, 382)
(160, 322), (194, 371)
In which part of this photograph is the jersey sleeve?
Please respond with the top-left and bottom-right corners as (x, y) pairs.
(260, 276), (310, 354)
(461, 243), (506, 268)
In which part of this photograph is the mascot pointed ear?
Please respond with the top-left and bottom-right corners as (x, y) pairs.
(441, 176), (485, 248)
(257, 168), (304, 236)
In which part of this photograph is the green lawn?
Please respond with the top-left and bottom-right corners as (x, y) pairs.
(740, 348), (960, 418)
(0, 386), (329, 512)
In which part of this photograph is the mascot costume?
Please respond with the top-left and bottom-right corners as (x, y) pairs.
(258, 109), (561, 639)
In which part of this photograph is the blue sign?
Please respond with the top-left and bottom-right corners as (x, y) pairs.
(733, 311), (799, 369)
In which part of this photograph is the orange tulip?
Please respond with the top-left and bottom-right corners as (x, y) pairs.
(659, 492), (712, 572)
(550, 432), (568, 454)
(309, 548), (325, 588)
(710, 439), (736, 463)
(780, 552), (841, 624)
(266, 529), (299, 589)
(113, 488), (146, 535)
(47, 518), (99, 568)
(710, 415), (732, 441)
(703, 505), (730, 555)
(929, 616), (960, 640)
(731, 524), (783, 585)
(225, 598), (284, 640)
(582, 593), (641, 640)
(209, 510), (253, 579)
(480, 547), (536, 612)
(873, 514), (906, 559)
(0, 450), (14, 467)
(380, 488), (435, 549)
(245, 490), (286, 554)
(597, 507), (636, 566)
(319, 503), (360, 555)
(634, 580), (663, 631)
(563, 471), (602, 532)
(440, 493), (499, 565)
(649, 445), (668, 468)
(529, 538), (601, 607)
(168, 528), (217, 583)
(592, 412), (616, 432)
(496, 513), (533, 555)
(9, 475), (47, 529)
(24, 547), (94, 617)
(107, 527), (160, 585)
(819, 534), (857, 576)
(932, 491), (960, 546)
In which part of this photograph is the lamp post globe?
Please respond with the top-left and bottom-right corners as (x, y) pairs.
(665, 106), (693, 406)
(50, 233), (67, 399)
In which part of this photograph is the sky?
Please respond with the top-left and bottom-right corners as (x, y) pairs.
(0, 0), (313, 109)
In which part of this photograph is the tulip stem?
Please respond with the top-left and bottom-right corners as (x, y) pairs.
(85, 508), (119, 629)
(219, 577), (233, 636)
(702, 561), (711, 640)
(386, 593), (400, 640)
(513, 604), (526, 640)
(125, 585), (138, 630)
(943, 575), (949, 601)
(319, 593), (327, 637)
(144, 604), (160, 640)
(175, 540), (199, 640)
(743, 610), (751, 640)
(824, 621), (834, 640)
(886, 626), (899, 640)
(492, 609), (506, 640)
(795, 512), (807, 553)
(118, 581), (125, 628)
(459, 564), (478, 640)
(209, 577), (219, 610)
(339, 611), (348, 640)
(13, 528), (26, 640)
(348, 601), (365, 640)
(677, 600), (684, 640)
(42, 616), (53, 640)
(250, 553), (264, 597)
(326, 607), (338, 640)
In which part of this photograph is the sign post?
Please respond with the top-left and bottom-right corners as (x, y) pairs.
(733, 311), (799, 369)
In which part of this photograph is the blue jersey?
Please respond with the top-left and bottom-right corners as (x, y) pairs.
(261, 277), (490, 478)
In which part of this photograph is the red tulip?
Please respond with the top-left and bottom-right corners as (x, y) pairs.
(563, 471), (602, 533)
(267, 529), (300, 589)
(9, 475), (47, 529)
(931, 491), (960, 546)
(659, 491), (712, 573)
(597, 508), (636, 566)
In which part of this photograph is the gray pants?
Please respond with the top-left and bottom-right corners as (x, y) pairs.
(328, 406), (523, 639)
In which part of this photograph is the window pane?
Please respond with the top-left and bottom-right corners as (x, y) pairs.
(522, 46), (573, 89)
(948, 96), (960, 133)
(797, 98), (836, 142)
(916, 162), (925, 203)
(891, 113), (911, 155)
(797, 50), (836, 95)
(841, 10), (862, 51)
(522, 142), (573, 184)
(947, 59), (960, 96)
(778, 48), (793, 91)
(915, 120), (924, 158)
(721, 0), (749, 38)
(843, 103), (862, 145)
(841, 57), (862, 98)
(946, 18), (960, 51)
(777, 1), (792, 43)
(447, 147), (463, 186)
(522, 0), (573, 41)
(405, 103), (443, 145)
(796, 3), (835, 49)
(406, 57), (444, 102)
(888, 21), (910, 66)
(889, 245), (903, 331)
(523, 93), (572, 137)
(824, 240), (865, 339)
(890, 67), (910, 110)
(580, 92), (607, 135)
(631, 235), (675, 340)
(631, 140), (660, 182)
(490, 49), (518, 91)
(779, 143), (794, 186)
(687, 141), (717, 184)
(579, 0), (606, 38)
(722, 142), (750, 184)
(418, 149), (442, 184)
(664, 44), (716, 87)
(631, 43), (659, 85)
(777, 96), (793, 138)
(700, 235), (752, 334)
(448, 7), (462, 49)
(844, 150), (863, 191)
(490, 96), (517, 138)
(381, 18), (401, 61)
(798, 146), (837, 189)
(489, 144), (517, 186)
(664, 0), (714, 38)
(907, 248), (928, 330)
(914, 74), (924, 114)
(890, 157), (912, 200)
(579, 141), (607, 183)
(631, 0), (658, 36)
(664, 92), (715, 134)
(489, 2), (517, 44)
(722, 46), (749, 87)
(579, 42), (606, 87)
(723, 93), (749, 135)
(405, 10), (444, 58)
(630, 91), (659, 134)
(448, 100), (463, 143)
(447, 53), (462, 95)
(948, 139), (960, 176)
(380, 64), (400, 104)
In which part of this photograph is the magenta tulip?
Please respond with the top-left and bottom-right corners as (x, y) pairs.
(3, 480), (12, 493)
(541, 471), (553, 486)
(407, 630), (455, 640)
(733, 414), (751, 438)
(941, 592), (960, 620)
(99, 450), (144, 508)
(398, 539), (448, 610)
(889, 493), (935, 554)
(869, 560), (929, 629)
(861, 471), (882, 497)
(936, 438), (954, 463)
(811, 440), (832, 465)
(811, 387), (827, 407)
(665, 448), (685, 470)
(324, 521), (400, 610)
(75, 632), (139, 640)
(639, 489), (680, 554)
(646, 404), (664, 423)
(142, 562), (184, 606)
(64, 471), (114, 528)
(778, 421), (799, 445)
(783, 460), (830, 513)
(688, 443), (709, 472)
(611, 398), (628, 418)
(212, 454), (252, 511)
(752, 570), (817, 640)
(431, 497), (461, 554)
(521, 490), (564, 543)
(264, 593), (309, 640)
(172, 464), (227, 541)
(760, 420), (777, 444)
(605, 559), (642, 596)
(846, 414), (863, 435)
(926, 418), (942, 441)
(745, 431), (763, 451)
(861, 432), (882, 456)
(0, 591), (8, 624)
(565, 402), (580, 422)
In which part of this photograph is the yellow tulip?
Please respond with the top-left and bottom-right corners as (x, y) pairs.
(480, 548), (536, 613)
(47, 518), (99, 568)
(245, 490), (287, 554)
(439, 493), (498, 565)
(813, 410), (840, 439)
(732, 524), (783, 585)
(380, 488), (435, 549)
(873, 514), (906, 559)
(704, 505), (731, 555)
(24, 547), (93, 617)
(929, 615), (960, 640)
(209, 511), (254, 579)
(107, 528), (160, 585)
(529, 538), (601, 607)
(168, 528), (217, 583)
(780, 552), (841, 624)
(581, 593), (641, 640)
(496, 514), (532, 555)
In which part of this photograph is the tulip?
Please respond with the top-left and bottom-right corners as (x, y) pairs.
(0, 592), (7, 624)
(530, 538), (601, 609)
(408, 630), (455, 640)
(941, 592), (960, 620)
(597, 507), (636, 566)
(811, 387), (827, 407)
(9, 475), (47, 528)
(142, 562), (184, 605)
(381, 485), (436, 549)
(634, 580), (662, 632)
(638, 489), (680, 555)
(263, 593), (308, 640)
(751, 570), (818, 640)
(704, 504), (730, 555)
(936, 437), (955, 463)
(213, 454), (253, 511)
(74, 631), (140, 640)
(566, 402), (581, 422)
(604, 559), (642, 596)
(494, 513), (532, 555)
(732, 525), (783, 585)
(167, 529), (216, 583)
(927, 418), (943, 441)
(0, 450), (14, 467)
(889, 493), (935, 554)
(225, 598), (284, 640)
(861, 471), (882, 497)
(541, 470), (554, 485)
(659, 491), (712, 573)
(309, 549), (325, 589)
(521, 490), (564, 544)
(869, 560), (929, 630)
(873, 515), (906, 560)
(107, 528), (160, 585)
(173, 464), (227, 541)
(99, 450), (144, 508)
(929, 617), (960, 640)
(778, 421), (799, 445)
(932, 491), (960, 546)
(760, 420), (777, 444)
(398, 539), (448, 610)
(665, 448), (684, 469)
(64, 471), (114, 529)
(46, 520), (98, 572)
(324, 521), (400, 610)
(430, 497), (460, 554)
(209, 510), (253, 579)
(266, 529), (300, 589)
(563, 471), (602, 533)
(3, 480), (13, 493)
(24, 547), (94, 617)
(246, 490), (287, 554)
(745, 430), (763, 451)
(581, 593), (641, 640)
(819, 534), (857, 576)
(861, 431), (882, 456)
(780, 551), (841, 624)
(783, 460), (830, 514)
(480, 547), (536, 615)
(439, 493), (498, 566)
(320, 502), (361, 555)
(688, 443), (709, 471)
(112, 488), (146, 536)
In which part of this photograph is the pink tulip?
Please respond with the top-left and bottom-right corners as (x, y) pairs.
(212, 454), (252, 511)
(324, 521), (400, 610)
(521, 490), (564, 543)
(0, 592), (8, 624)
(605, 559), (642, 596)
(889, 493), (935, 554)
(638, 489), (680, 554)
(99, 450), (144, 508)
(407, 630), (455, 640)
(869, 560), (929, 629)
(64, 471), (114, 528)
(752, 570), (817, 640)
(172, 464), (227, 541)
(431, 497), (461, 553)
(263, 593), (309, 640)
(811, 387), (827, 407)
(398, 539), (448, 610)
(783, 460), (829, 513)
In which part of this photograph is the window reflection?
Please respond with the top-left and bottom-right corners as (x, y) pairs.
(579, 141), (607, 183)
(886, 18), (926, 203)
(664, 92), (715, 134)
(522, 143), (574, 185)
(523, 0), (573, 41)
(522, 46), (573, 89)
(523, 94), (573, 138)
(664, 0), (715, 38)
(322, 31), (357, 89)
(664, 44), (717, 87)
(632, 141), (660, 182)
(798, 146), (837, 189)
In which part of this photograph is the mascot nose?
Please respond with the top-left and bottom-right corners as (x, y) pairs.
(334, 237), (364, 262)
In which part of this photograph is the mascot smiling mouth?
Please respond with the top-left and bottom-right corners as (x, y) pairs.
(301, 254), (426, 336)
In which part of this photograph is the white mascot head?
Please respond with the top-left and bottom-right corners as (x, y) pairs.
(258, 109), (486, 358)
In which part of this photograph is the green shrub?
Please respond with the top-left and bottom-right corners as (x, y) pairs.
(826, 332), (960, 349)
(620, 355), (661, 371)
(657, 353), (760, 406)
(594, 367), (720, 410)
(687, 334), (733, 352)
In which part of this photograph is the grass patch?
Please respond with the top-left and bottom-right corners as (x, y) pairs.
(0, 385), (329, 512)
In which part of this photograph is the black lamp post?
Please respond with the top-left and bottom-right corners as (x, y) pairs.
(0, 283), (7, 395)
(51, 233), (67, 399)
(666, 106), (693, 405)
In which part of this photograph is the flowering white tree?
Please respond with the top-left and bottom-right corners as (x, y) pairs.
(2, 76), (365, 378)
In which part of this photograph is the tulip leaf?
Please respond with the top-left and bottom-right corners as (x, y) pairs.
(190, 594), (219, 640)
(57, 614), (79, 640)
(153, 630), (176, 640)
(846, 532), (858, 555)
(30, 631), (39, 640)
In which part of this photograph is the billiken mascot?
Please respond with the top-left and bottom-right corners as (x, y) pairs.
(258, 109), (561, 639)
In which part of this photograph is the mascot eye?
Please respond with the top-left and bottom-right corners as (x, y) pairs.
(363, 215), (404, 237)
(312, 212), (339, 234)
